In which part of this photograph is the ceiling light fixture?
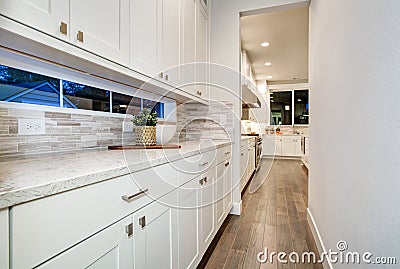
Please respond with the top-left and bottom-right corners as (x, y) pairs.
(264, 62), (272, 66)
(261, 42), (270, 47)
(267, 76), (273, 79)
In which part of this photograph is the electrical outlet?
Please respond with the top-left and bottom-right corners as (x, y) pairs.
(18, 118), (46, 135)
(122, 121), (133, 133)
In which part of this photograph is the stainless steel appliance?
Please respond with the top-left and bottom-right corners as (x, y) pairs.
(255, 136), (262, 170)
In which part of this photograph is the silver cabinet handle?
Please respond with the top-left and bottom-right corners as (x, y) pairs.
(165, 74), (169, 81)
(159, 72), (164, 79)
(199, 178), (204, 185)
(196, 90), (202, 96)
(198, 161), (209, 167)
(125, 223), (133, 237)
(202, 176), (208, 183)
(139, 216), (146, 228)
(224, 151), (231, 155)
(241, 153), (244, 156)
(60, 22), (67, 35)
(77, 30), (84, 42)
(225, 162), (230, 167)
(122, 189), (148, 202)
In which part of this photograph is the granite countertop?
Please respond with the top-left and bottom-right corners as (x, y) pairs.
(0, 140), (232, 209)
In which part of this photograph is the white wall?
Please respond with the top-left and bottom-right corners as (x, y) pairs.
(309, 0), (400, 268)
(210, 0), (309, 214)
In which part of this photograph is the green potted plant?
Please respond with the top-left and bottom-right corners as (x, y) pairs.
(132, 108), (158, 146)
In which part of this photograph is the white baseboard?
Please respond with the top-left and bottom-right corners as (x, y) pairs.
(307, 208), (333, 269)
(230, 201), (242, 215)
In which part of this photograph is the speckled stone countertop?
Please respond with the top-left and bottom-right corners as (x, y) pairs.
(0, 140), (232, 209)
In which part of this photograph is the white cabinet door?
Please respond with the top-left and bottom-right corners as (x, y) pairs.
(294, 138), (302, 156)
(161, 0), (181, 86)
(133, 194), (178, 269)
(225, 160), (233, 212)
(0, 0), (70, 41)
(281, 139), (296, 156)
(37, 216), (133, 269)
(240, 148), (248, 191)
(130, 0), (162, 78)
(199, 169), (215, 251)
(215, 162), (226, 227)
(181, 0), (196, 86)
(70, 0), (130, 65)
(177, 176), (200, 269)
(263, 135), (276, 156)
(275, 138), (282, 156)
(195, 5), (209, 100)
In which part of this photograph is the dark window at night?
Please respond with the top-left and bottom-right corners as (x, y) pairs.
(0, 65), (61, 107)
(270, 91), (292, 125)
(294, 90), (309, 124)
(63, 81), (110, 112)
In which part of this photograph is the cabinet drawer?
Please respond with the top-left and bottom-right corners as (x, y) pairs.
(175, 149), (216, 185)
(11, 174), (148, 269)
(216, 144), (232, 165)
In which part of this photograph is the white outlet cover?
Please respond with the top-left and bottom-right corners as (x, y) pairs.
(122, 121), (133, 133)
(18, 118), (46, 135)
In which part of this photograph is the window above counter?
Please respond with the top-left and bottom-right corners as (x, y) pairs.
(0, 64), (166, 118)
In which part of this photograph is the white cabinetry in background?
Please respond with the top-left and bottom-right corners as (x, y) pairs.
(240, 137), (256, 191)
(263, 135), (302, 157)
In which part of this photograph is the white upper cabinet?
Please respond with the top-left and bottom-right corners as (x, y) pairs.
(181, 0), (196, 88)
(0, 0), (130, 65)
(0, 0), (70, 41)
(195, 4), (209, 100)
(161, 0), (181, 87)
(70, 0), (130, 66)
(130, 0), (162, 78)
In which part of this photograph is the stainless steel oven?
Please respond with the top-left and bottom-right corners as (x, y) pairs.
(255, 136), (262, 170)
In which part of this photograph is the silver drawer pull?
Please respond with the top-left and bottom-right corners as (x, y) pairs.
(224, 151), (231, 155)
(198, 161), (209, 167)
(225, 162), (230, 167)
(202, 176), (208, 183)
(122, 189), (148, 202)
(125, 223), (133, 237)
(139, 216), (146, 228)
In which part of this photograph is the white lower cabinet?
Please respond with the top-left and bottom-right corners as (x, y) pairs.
(6, 144), (233, 269)
(37, 216), (134, 269)
(177, 176), (201, 269)
(199, 169), (215, 251)
(133, 190), (178, 269)
(263, 135), (302, 157)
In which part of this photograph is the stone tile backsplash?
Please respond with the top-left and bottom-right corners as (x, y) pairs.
(0, 107), (135, 156)
(0, 100), (234, 157)
(185, 101), (234, 141)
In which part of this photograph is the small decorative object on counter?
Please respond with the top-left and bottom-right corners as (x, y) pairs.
(132, 108), (158, 146)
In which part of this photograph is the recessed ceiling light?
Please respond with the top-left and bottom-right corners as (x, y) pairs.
(297, 99), (302, 102)
(261, 42), (270, 47)
(267, 76), (273, 79)
(264, 62), (272, 66)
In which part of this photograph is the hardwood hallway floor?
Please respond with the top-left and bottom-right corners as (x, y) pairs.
(203, 159), (322, 269)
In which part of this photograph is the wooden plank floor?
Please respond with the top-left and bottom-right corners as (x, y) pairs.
(203, 159), (322, 269)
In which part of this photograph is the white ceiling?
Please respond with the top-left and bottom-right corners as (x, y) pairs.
(240, 6), (309, 83)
